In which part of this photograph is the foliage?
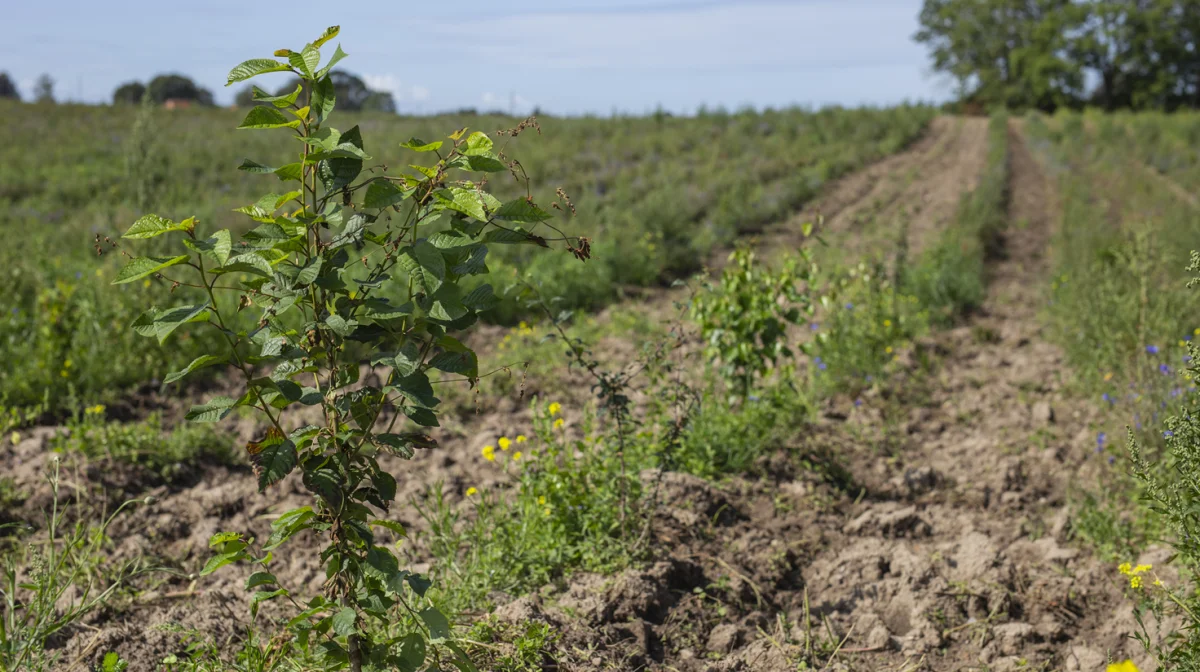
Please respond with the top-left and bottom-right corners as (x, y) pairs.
(113, 81), (147, 105)
(916, 0), (1200, 111)
(274, 71), (396, 113)
(692, 244), (816, 399)
(0, 460), (160, 672)
(110, 27), (581, 671)
(32, 75), (53, 105)
(146, 74), (214, 106)
(0, 73), (17, 101)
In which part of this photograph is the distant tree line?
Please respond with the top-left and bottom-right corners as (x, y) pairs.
(916, 0), (1200, 111)
(0, 72), (55, 102)
(112, 74), (215, 106)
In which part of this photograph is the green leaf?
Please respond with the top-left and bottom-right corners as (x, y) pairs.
(388, 373), (438, 408)
(237, 158), (276, 174)
(485, 226), (548, 247)
(312, 25), (340, 49)
(163, 354), (226, 385)
(495, 199), (553, 223)
(395, 633), (427, 672)
(289, 44), (320, 78)
(130, 303), (211, 344)
(213, 252), (275, 277)
(123, 214), (192, 239)
(252, 439), (297, 491)
(368, 519), (407, 537)
(312, 75), (335, 124)
(200, 550), (246, 576)
(447, 641), (480, 672)
(419, 607), (452, 642)
(373, 433), (417, 459)
(405, 407), (439, 427)
(265, 506), (315, 550)
(275, 163), (303, 182)
(466, 155), (506, 173)
(461, 131), (494, 156)
(400, 138), (443, 152)
(331, 607), (357, 636)
(238, 106), (302, 130)
(316, 44), (348, 79)
(252, 83), (302, 107)
(398, 241), (445, 293)
(185, 396), (238, 423)
(245, 571), (278, 590)
(462, 284), (499, 312)
(427, 284), (468, 322)
(112, 255), (189, 284)
(363, 180), (409, 209)
(434, 187), (488, 221)
(181, 229), (232, 265)
(250, 589), (289, 618)
(227, 59), (291, 86)
(208, 531), (242, 548)
(429, 350), (478, 378)
(406, 573), (432, 597)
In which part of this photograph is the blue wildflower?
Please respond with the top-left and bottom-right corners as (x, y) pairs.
(844, 302), (854, 310)
(810, 323), (820, 331)
(1102, 392), (1113, 404)
(1147, 345), (1160, 354)
(74, 271), (81, 279)
(1108, 455), (1115, 464)
(1160, 363), (1171, 375)
(854, 399), (863, 407)
(1164, 430), (1175, 438)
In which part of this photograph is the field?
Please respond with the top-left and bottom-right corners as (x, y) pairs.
(4, 98), (1200, 672)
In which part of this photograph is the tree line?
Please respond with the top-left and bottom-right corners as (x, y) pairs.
(916, 0), (1200, 111)
(0, 70), (396, 112)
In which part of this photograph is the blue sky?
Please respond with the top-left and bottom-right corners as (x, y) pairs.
(2, 0), (952, 115)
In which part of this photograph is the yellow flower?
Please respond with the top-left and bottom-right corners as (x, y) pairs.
(63, 359), (72, 369)
(1154, 578), (1165, 587)
(885, 346), (893, 354)
(1181, 340), (1188, 347)
(543, 507), (552, 516)
(1104, 372), (1114, 381)
(1118, 562), (1132, 575)
(1132, 564), (1152, 575)
(143, 278), (151, 288)
(60, 370), (69, 378)
(538, 496), (546, 505)
(482, 445), (496, 461)
(1107, 661), (1139, 672)
(512, 451), (522, 461)
(86, 404), (106, 415)
(516, 435), (527, 443)
(883, 319), (892, 328)
(548, 402), (562, 416)
(1195, 328), (1200, 336)
(498, 436), (512, 451)
(95, 268), (103, 277)
(9, 432), (18, 446)
(553, 418), (564, 429)
(466, 487), (478, 496)
(1130, 575), (1143, 589)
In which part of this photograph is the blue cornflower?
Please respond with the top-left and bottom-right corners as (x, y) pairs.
(1160, 363), (1171, 375)
(1102, 392), (1113, 404)
(1187, 335), (1194, 342)
(810, 323), (820, 331)
(1096, 432), (1106, 452)
(1164, 430), (1175, 438)
(854, 399), (863, 407)
(1108, 455), (1115, 465)
(817, 361), (827, 371)
(1147, 345), (1160, 354)
(74, 271), (81, 279)
(844, 302), (854, 310)
(748, 395), (760, 402)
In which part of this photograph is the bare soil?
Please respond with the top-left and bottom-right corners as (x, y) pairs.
(1, 119), (1165, 671)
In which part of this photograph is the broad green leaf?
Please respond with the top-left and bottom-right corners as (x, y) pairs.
(434, 187), (488, 221)
(397, 241), (445, 293)
(463, 284), (499, 312)
(495, 199), (553, 223)
(331, 607), (357, 636)
(265, 506), (315, 550)
(252, 439), (297, 491)
(452, 246), (489, 276)
(112, 255), (189, 284)
(373, 433), (416, 459)
(316, 44), (348, 79)
(406, 573), (432, 597)
(395, 633), (426, 672)
(400, 138), (443, 152)
(252, 83), (302, 107)
(369, 519), (407, 537)
(186, 396), (239, 423)
(312, 75), (335, 124)
(274, 163), (303, 182)
(250, 589), (289, 618)
(405, 407), (439, 427)
(428, 350), (478, 377)
(122, 214), (192, 239)
(163, 354), (226, 385)
(485, 226), (548, 246)
(208, 531), (242, 548)
(461, 131), (493, 156)
(200, 550), (246, 576)
(238, 158), (276, 174)
(238, 106), (302, 130)
(419, 607), (452, 642)
(389, 373), (438, 408)
(212, 252), (275, 277)
(427, 284), (468, 322)
(289, 44), (320, 78)
(466, 155), (506, 173)
(245, 571), (278, 590)
(363, 180), (409, 209)
(447, 641), (480, 672)
(227, 59), (291, 85)
(131, 303), (211, 344)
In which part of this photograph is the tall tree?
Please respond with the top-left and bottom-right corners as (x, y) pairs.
(146, 74), (214, 106)
(0, 72), (18, 100)
(33, 74), (54, 103)
(113, 81), (147, 105)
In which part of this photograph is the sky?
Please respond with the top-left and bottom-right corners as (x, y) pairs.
(1, 0), (953, 116)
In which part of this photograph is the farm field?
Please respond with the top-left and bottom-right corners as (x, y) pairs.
(5, 97), (1200, 672)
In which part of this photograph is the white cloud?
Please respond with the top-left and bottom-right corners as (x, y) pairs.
(361, 73), (433, 105)
(410, 86), (430, 102)
(481, 91), (534, 113)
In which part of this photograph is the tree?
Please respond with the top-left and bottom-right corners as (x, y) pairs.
(274, 70), (389, 112)
(146, 74), (214, 106)
(113, 81), (147, 105)
(33, 74), (54, 104)
(914, 0), (1082, 111)
(361, 90), (396, 113)
(0, 72), (18, 100)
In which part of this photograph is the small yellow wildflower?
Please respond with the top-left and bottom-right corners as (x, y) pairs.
(1195, 328), (1200, 336)
(1107, 661), (1139, 672)
(498, 436), (512, 451)
(9, 432), (18, 446)
(60, 370), (69, 378)
(512, 451), (522, 461)
(1181, 340), (1188, 347)
(63, 359), (72, 369)
(1118, 562), (1132, 575)
(466, 487), (478, 496)
(1104, 372), (1114, 381)
(143, 278), (151, 288)
(1154, 578), (1165, 587)
(885, 346), (893, 354)
(95, 268), (103, 277)
(883, 319), (892, 328)
(482, 445), (496, 461)
(544, 507), (552, 516)
(538, 496), (546, 505)
(1130, 575), (1143, 589)
(516, 434), (527, 443)
(1132, 564), (1152, 575)
(553, 418), (565, 429)
(85, 404), (106, 415)
(548, 402), (562, 416)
